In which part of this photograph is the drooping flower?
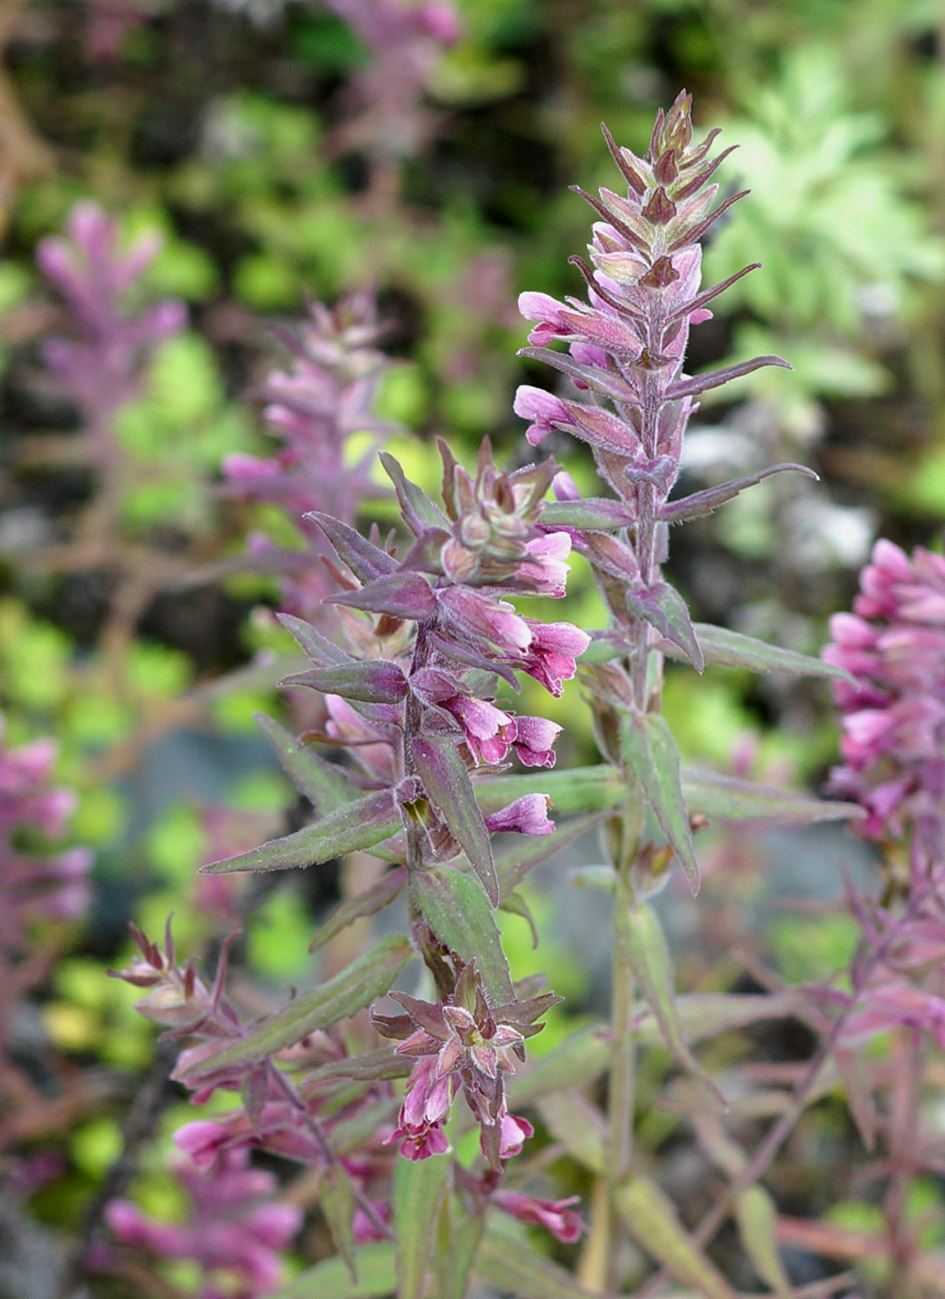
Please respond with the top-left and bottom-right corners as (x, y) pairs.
(492, 1190), (584, 1243)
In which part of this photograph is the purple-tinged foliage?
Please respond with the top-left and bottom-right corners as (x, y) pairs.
(37, 201), (185, 434)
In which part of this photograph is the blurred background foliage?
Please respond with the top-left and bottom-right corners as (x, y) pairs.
(2, 0), (945, 1292)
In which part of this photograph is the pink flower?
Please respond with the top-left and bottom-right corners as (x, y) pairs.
(512, 716), (562, 768)
(437, 586), (532, 655)
(493, 1190), (584, 1243)
(519, 532), (573, 598)
(439, 694), (518, 765)
(513, 385), (572, 447)
(485, 794), (555, 836)
(520, 620), (591, 696)
(493, 1112), (534, 1159)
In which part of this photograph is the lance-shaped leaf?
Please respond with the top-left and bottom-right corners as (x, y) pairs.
(394, 1153), (450, 1299)
(665, 353), (791, 401)
(518, 344), (640, 403)
(498, 891), (538, 947)
(256, 713), (362, 813)
(331, 572), (436, 621)
(475, 765), (625, 816)
(379, 450), (451, 534)
(496, 813), (603, 899)
(622, 903), (723, 1104)
(616, 1176), (737, 1299)
(475, 1232), (604, 1299)
(277, 612), (351, 668)
(560, 399), (642, 455)
(622, 713), (700, 892)
(665, 262), (761, 324)
(305, 512), (397, 582)
(309, 867), (407, 952)
(735, 1186), (793, 1299)
(436, 1204), (484, 1299)
(634, 990), (804, 1047)
(188, 935), (412, 1073)
(624, 581), (704, 671)
(578, 633), (632, 665)
(268, 1244), (395, 1299)
(201, 788), (401, 874)
(309, 1049), (412, 1084)
(682, 765), (865, 824)
(509, 1023), (612, 1107)
(542, 498), (635, 530)
(536, 1090), (607, 1172)
(280, 660), (408, 704)
(411, 734), (498, 905)
(660, 463), (817, 523)
(321, 1164), (358, 1283)
(663, 622), (854, 685)
(410, 867), (514, 1006)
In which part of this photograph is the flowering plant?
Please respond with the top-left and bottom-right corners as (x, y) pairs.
(107, 95), (925, 1298)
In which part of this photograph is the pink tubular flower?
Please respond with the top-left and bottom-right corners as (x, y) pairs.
(519, 532), (573, 598)
(492, 1112), (534, 1160)
(824, 538), (945, 848)
(512, 716), (562, 768)
(493, 1190), (584, 1243)
(520, 621), (591, 696)
(438, 694), (518, 765)
(512, 385), (573, 447)
(485, 794), (555, 836)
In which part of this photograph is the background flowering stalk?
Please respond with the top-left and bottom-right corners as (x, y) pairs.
(223, 286), (398, 626)
(0, 712), (91, 1153)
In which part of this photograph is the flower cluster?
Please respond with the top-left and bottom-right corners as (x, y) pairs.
(515, 92), (795, 706)
(110, 921), (398, 1236)
(106, 1147), (301, 1299)
(824, 539), (945, 854)
(373, 959), (557, 1168)
(36, 201), (186, 433)
(224, 288), (397, 622)
(0, 713), (91, 950)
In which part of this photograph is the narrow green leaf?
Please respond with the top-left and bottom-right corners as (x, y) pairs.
(684, 622), (856, 684)
(498, 891), (539, 948)
(496, 813), (603, 899)
(542, 498), (634, 530)
(682, 765), (864, 824)
(268, 1244), (395, 1299)
(625, 581), (704, 671)
(410, 868), (514, 1006)
(309, 868), (407, 952)
(277, 612), (350, 666)
(475, 1232), (602, 1299)
(735, 1186), (793, 1299)
(411, 734), (498, 905)
(379, 450), (451, 532)
(622, 903), (723, 1104)
(394, 1153), (450, 1299)
(634, 990), (804, 1047)
(622, 714), (700, 892)
(321, 1164), (358, 1281)
(308, 1048), (413, 1085)
(201, 789), (401, 874)
(280, 660), (408, 704)
(536, 1091), (607, 1172)
(475, 766), (625, 816)
(509, 1023), (611, 1107)
(616, 1176), (738, 1299)
(439, 1207), (485, 1299)
(189, 936), (412, 1074)
(256, 713), (362, 813)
